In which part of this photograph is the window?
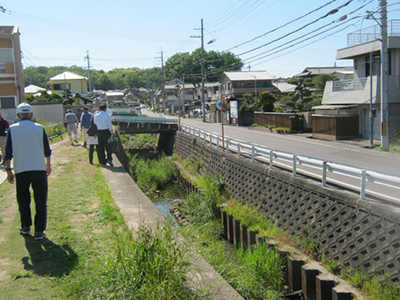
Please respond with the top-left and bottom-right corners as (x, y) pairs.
(0, 49), (13, 74)
(0, 96), (16, 109)
(53, 83), (71, 90)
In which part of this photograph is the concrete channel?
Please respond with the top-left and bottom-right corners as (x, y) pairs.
(100, 158), (244, 300)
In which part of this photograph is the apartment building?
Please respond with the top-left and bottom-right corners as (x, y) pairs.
(0, 25), (24, 120)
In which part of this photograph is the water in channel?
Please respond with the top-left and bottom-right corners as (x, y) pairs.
(147, 181), (186, 223)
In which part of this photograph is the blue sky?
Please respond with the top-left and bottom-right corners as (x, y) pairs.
(1, 0), (398, 78)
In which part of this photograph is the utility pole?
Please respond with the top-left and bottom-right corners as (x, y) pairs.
(161, 48), (166, 112)
(84, 50), (92, 93)
(380, 0), (389, 150)
(155, 48), (166, 112)
(201, 19), (206, 122)
(191, 19), (206, 122)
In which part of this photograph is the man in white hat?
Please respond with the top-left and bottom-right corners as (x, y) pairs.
(5, 102), (52, 241)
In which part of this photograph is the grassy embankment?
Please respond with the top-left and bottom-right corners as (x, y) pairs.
(176, 154), (400, 300)
(0, 138), (199, 300)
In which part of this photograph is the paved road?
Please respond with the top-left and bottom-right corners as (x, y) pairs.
(144, 111), (400, 203)
(147, 111), (400, 175)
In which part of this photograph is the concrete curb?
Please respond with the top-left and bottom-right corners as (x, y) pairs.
(100, 157), (244, 300)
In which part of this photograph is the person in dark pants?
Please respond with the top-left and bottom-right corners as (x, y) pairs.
(87, 112), (98, 165)
(94, 105), (114, 166)
(0, 112), (9, 165)
(5, 103), (52, 241)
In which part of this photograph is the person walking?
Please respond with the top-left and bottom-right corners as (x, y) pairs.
(94, 104), (114, 166)
(80, 107), (92, 148)
(87, 112), (98, 165)
(65, 109), (79, 145)
(5, 102), (52, 241)
(0, 112), (9, 165)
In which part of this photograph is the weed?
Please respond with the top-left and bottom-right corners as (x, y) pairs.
(237, 243), (285, 292)
(131, 155), (176, 192)
(347, 270), (400, 300)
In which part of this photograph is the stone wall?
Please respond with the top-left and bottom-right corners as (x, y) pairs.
(175, 132), (400, 282)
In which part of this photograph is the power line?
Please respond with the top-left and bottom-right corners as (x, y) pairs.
(236, 0), (355, 57)
(225, 0), (340, 52)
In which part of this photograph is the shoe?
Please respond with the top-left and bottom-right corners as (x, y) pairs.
(90, 161), (94, 165)
(34, 231), (46, 241)
(74, 139), (78, 143)
(19, 226), (30, 235)
(107, 160), (114, 167)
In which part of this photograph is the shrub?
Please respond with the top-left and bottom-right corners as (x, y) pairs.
(131, 156), (176, 192)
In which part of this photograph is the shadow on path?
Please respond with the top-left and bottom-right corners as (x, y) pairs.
(22, 235), (78, 277)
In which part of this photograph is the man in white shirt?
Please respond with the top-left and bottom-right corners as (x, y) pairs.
(94, 104), (114, 166)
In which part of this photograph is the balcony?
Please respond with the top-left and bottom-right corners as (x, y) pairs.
(347, 20), (400, 47)
(332, 78), (368, 91)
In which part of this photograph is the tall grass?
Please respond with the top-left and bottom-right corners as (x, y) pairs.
(237, 243), (285, 292)
(183, 174), (223, 224)
(180, 174), (285, 299)
(131, 155), (176, 192)
(84, 223), (198, 300)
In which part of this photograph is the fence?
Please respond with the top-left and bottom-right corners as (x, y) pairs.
(181, 124), (400, 202)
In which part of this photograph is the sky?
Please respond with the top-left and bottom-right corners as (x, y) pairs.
(1, 0), (399, 79)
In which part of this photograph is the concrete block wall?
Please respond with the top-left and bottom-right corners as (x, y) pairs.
(175, 132), (400, 283)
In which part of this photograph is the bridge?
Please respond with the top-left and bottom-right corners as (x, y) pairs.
(111, 115), (178, 155)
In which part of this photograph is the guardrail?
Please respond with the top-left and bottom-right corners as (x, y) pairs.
(44, 125), (63, 142)
(181, 124), (400, 202)
(111, 116), (178, 124)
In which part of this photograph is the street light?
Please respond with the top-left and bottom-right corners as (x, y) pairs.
(250, 74), (257, 99)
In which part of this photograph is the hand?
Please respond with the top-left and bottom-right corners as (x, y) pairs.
(7, 170), (14, 184)
(46, 164), (51, 176)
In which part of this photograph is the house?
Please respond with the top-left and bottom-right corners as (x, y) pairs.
(105, 91), (124, 106)
(24, 84), (46, 96)
(318, 20), (400, 141)
(293, 66), (354, 80)
(49, 71), (89, 94)
(0, 25), (24, 120)
(163, 79), (195, 113)
(219, 71), (275, 100)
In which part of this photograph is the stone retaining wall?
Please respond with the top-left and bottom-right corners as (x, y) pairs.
(174, 132), (400, 282)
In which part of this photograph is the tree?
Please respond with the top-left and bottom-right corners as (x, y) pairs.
(239, 93), (257, 112)
(164, 48), (243, 83)
(313, 74), (339, 92)
(94, 74), (114, 91)
(257, 91), (276, 112)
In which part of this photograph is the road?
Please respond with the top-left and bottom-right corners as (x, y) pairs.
(144, 110), (400, 203)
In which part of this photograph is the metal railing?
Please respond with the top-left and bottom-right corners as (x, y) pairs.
(332, 78), (367, 92)
(181, 124), (400, 202)
(347, 20), (400, 46)
(111, 116), (178, 124)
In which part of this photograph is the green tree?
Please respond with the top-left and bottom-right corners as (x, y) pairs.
(313, 73), (339, 92)
(165, 48), (243, 83)
(257, 91), (276, 112)
(95, 74), (114, 90)
(239, 93), (257, 112)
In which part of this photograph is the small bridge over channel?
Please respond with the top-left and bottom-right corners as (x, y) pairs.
(111, 115), (178, 155)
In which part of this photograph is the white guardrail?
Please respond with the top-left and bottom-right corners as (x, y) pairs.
(181, 124), (400, 202)
(112, 116), (178, 124)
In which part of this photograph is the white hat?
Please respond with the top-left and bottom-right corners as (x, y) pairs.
(16, 102), (33, 114)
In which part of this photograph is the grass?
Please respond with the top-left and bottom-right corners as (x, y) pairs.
(120, 133), (157, 149)
(130, 155), (176, 192)
(178, 175), (285, 300)
(0, 140), (202, 300)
